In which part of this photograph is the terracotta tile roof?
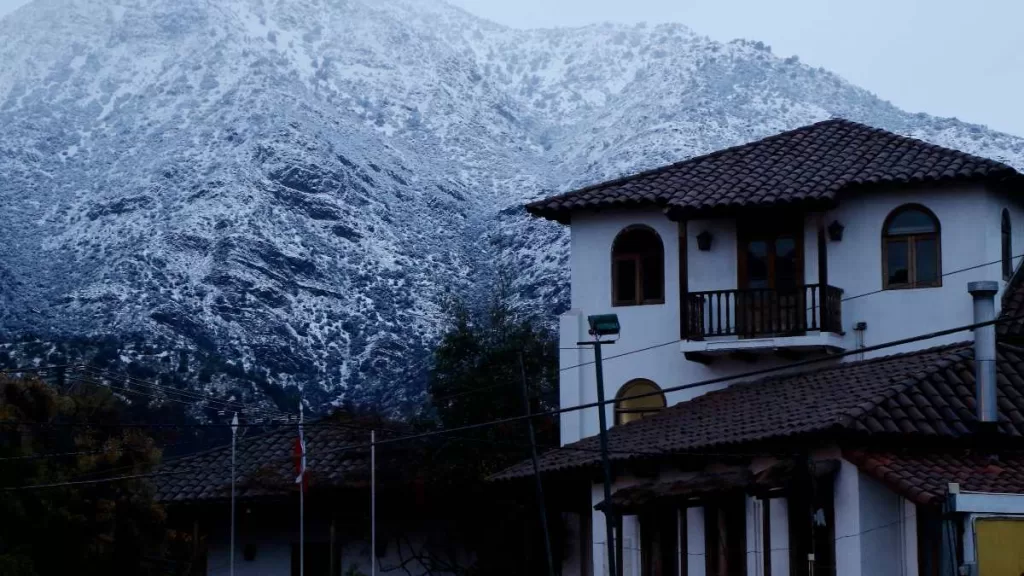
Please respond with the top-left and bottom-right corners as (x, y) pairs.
(845, 450), (1024, 505)
(999, 265), (1024, 338)
(596, 459), (840, 513)
(493, 343), (1024, 480)
(594, 468), (752, 514)
(526, 119), (1020, 223)
(153, 417), (406, 502)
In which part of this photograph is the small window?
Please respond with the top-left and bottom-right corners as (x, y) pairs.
(1003, 209), (1013, 280)
(614, 379), (666, 425)
(612, 226), (665, 306)
(882, 205), (941, 289)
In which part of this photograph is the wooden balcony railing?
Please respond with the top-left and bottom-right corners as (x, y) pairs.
(684, 284), (843, 340)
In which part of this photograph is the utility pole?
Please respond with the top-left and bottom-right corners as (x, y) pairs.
(518, 352), (556, 576)
(578, 314), (621, 576)
(230, 412), (238, 576)
(371, 429), (377, 576)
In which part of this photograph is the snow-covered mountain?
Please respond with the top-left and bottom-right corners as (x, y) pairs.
(2, 0), (1023, 413)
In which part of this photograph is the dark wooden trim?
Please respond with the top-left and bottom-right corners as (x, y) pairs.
(679, 508), (688, 576)
(612, 225), (667, 306)
(729, 351), (758, 364)
(881, 204), (943, 290)
(817, 219), (827, 289)
(1003, 208), (1013, 280)
(614, 379), (667, 426)
(762, 498), (772, 576)
(737, 215), (805, 291)
(684, 352), (714, 365)
(774, 349), (805, 361)
(684, 284), (843, 339)
(680, 221), (689, 341)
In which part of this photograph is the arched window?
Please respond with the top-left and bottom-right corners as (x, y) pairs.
(612, 226), (664, 306)
(614, 379), (666, 425)
(882, 205), (941, 289)
(1003, 209), (1013, 280)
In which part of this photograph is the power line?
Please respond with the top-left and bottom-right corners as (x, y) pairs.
(0, 449), (110, 462)
(2, 469), (194, 491)
(79, 366), (299, 421)
(315, 311), (1022, 458)
(4, 312), (1015, 444)
(433, 252), (1024, 403)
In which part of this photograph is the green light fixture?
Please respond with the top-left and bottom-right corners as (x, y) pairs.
(588, 314), (621, 337)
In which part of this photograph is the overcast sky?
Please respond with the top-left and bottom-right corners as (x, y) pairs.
(2, 0), (1021, 136)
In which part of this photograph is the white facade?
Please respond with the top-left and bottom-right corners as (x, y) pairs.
(555, 182), (1024, 576)
(200, 507), (472, 576)
(561, 184), (1024, 446)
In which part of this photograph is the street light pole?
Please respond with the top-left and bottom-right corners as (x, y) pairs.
(230, 412), (238, 576)
(591, 338), (617, 576)
(578, 313), (621, 576)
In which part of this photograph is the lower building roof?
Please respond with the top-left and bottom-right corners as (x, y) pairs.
(493, 342), (1024, 481)
(845, 450), (1024, 506)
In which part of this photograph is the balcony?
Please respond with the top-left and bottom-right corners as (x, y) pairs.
(681, 284), (845, 362)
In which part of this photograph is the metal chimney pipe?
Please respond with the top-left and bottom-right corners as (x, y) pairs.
(969, 281), (999, 423)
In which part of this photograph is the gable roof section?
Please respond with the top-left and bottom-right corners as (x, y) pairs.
(493, 343), (1024, 480)
(846, 450), (1024, 505)
(999, 263), (1024, 338)
(526, 119), (1020, 223)
(153, 417), (407, 502)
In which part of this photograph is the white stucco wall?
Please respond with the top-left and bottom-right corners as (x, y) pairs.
(824, 184), (1016, 357)
(203, 516), (469, 576)
(832, 459), (919, 576)
(562, 210), (794, 445)
(561, 186), (1024, 445)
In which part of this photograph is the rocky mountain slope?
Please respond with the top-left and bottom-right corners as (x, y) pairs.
(2, 0), (1022, 413)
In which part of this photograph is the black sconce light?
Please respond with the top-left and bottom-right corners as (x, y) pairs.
(828, 220), (845, 242)
(696, 230), (713, 251)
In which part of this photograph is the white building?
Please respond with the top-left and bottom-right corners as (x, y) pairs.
(496, 119), (1024, 576)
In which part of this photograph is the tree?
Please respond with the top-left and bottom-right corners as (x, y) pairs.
(422, 280), (564, 575)
(0, 375), (185, 575)
(427, 276), (559, 476)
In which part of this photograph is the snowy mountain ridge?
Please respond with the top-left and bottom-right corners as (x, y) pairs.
(1, 0), (1022, 413)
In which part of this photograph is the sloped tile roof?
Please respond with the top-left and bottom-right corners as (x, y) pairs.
(999, 264), (1024, 338)
(153, 417), (406, 502)
(526, 119), (1021, 223)
(846, 450), (1024, 505)
(493, 343), (1024, 481)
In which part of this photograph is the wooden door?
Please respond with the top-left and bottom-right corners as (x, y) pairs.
(737, 219), (804, 336)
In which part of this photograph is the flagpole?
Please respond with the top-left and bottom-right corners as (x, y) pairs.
(231, 413), (238, 576)
(299, 403), (305, 576)
(371, 429), (376, 576)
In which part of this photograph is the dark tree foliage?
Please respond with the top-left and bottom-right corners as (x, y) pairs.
(427, 279), (560, 478)
(422, 282), (564, 575)
(0, 376), (191, 576)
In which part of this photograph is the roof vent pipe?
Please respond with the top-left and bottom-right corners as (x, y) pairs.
(969, 281), (999, 424)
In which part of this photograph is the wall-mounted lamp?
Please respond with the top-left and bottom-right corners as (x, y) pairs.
(828, 220), (845, 242)
(696, 230), (713, 251)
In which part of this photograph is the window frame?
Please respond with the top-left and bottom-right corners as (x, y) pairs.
(611, 225), (666, 307)
(1003, 209), (1013, 280)
(614, 378), (667, 426)
(881, 204), (942, 290)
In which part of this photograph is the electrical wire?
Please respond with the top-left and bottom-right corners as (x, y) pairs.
(315, 311), (1022, 458)
(1, 469), (196, 491)
(432, 252), (1024, 403)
